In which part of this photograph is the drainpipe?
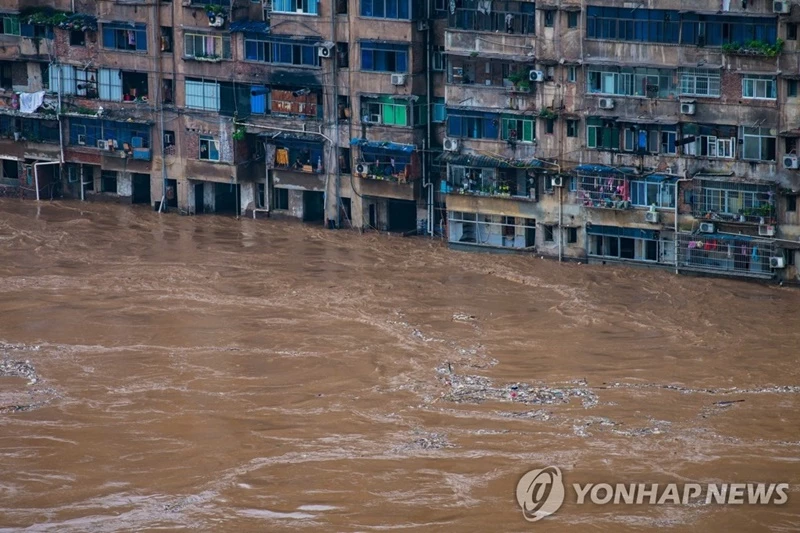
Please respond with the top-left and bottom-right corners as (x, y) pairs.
(330, 0), (340, 228)
(80, 165), (84, 201)
(558, 184), (563, 262)
(674, 172), (693, 274)
(34, 161), (60, 202)
(424, 0), (433, 236)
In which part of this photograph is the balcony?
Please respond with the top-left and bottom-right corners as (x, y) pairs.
(692, 178), (777, 226)
(441, 163), (536, 201)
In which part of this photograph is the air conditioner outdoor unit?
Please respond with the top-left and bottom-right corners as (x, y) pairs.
(774, 1), (791, 14)
(208, 14), (225, 27)
(391, 73), (406, 86)
(97, 140), (109, 150)
(417, 20), (429, 31)
(770, 256), (786, 268)
(443, 137), (459, 152)
(77, 134), (86, 145)
(364, 113), (382, 124)
(529, 70), (545, 82)
(355, 163), (370, 177)
(551, 176), (563, 188)
(599, 98), (615, 110)
(784, 155), (799, 169)
(645, 211), (659, 224)
(699, 222), (716, 233)
(680, 102), (696, 115)
(759, 224), (776, 237)
(318, 42), (334, 58)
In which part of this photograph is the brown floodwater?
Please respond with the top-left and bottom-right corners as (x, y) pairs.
(0, 198), (799, 532)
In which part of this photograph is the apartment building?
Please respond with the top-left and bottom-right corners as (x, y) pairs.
(0, 1), (799, 283)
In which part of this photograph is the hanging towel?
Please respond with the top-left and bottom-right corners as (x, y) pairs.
(127, 30), (136, 46)
(18, 91), (45, 114)
(752, 246), (759, 261)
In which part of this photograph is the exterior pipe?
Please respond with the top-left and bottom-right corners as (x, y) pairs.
(423, 0), (433, 236)
(674, 174), (693, 274)
(558, 184), (563, 262)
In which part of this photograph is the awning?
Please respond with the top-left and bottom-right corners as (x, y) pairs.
(615, 117), (679, 126)
(445, 49), (533, 63)
(643, 174), (679, 183)
(350, 138), (415, 153)
(436, 152), (551, 169)
(575, 164), (622, 175)
(230, 20), (270, 34)
(260, 132), (322, 143)
(780, 129), (800, 137)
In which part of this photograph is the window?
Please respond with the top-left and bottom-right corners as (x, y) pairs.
(544, 225), (554, 242)
(569, 176), (577, 192)
(20, 24), (52, 39)
(695, 181), (774, 217)
(741, 126), (777, 161)
(361, 42), (408, 72)
(185, 78), (220, 111)
(787, 195), (797, 212)
(101, 171), (117, 193)
(102, 23), (147, 51)
(501, 116), (534, 143)
(184, 33), (231, 60)
(586, 7), (680, 43)
(588, 227), (661, 262)
(566, 227), (578, 244)
(622, 125), (676, 154)
(271, 89), (321, 117)
(336, 0), (348, 14)
(69, 118), (151, 149)
(1, 15), (20, 36)
(161, 27), (173, 52)
(337, 42), (349, 68)
(199, 136), (220, 161)
(544, 10), (554, 28)
(432, 46), (444, 71)
(250, 85), (268, 114)
(544, 118), (555, 135)
(629, 179), (675, 208)
(789, 80), (799, 98)
(679, 68), (721, 97)
(273, 188), (289, 210)
(586, 118), (620, 150)
(0, 62), (12, 90)
(449, 0), (536, 34)
(70, 30), (85, 46)
(742, 75), (776, 100)
(567, 11), (578, 29)
(273, 0), (319, 15)
(360, 0), (412, 19)
(244, 37), (321, 67)
(788, 23), (798, 41)
(448, 111), (500, 139)
(162, 79), (174, 104)
(566, 119), (577, 137)
(587, 66), (676, 98)
(567, 66), (576, 83)
(164, 130), (175, 148)
(361, 96), (412, 126)
(433, 98), (446, 123)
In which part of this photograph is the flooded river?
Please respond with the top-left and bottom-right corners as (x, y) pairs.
(1, 199), (799, 532)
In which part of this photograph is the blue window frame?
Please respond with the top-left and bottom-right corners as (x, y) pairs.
(681, 14), (777, 46)
(361, 42), (408, 72)
(361, 0), (411, 20)
(102, 23), (147, 51)
(446, 110), (500, 139)
(244, 36), (321, 66)
(69, 118), (150, 148)
(250, 85), (268, 114)
(20, 23), (53, 39)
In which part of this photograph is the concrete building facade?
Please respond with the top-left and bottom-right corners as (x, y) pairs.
(1, 0), (800, 282)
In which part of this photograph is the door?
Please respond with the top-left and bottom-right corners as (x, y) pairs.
(132, 173), (150, 204)
(194, 183), (204, 214)
(302, 191), (325, 222)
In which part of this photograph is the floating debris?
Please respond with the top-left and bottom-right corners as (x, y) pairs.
(452, 312), (476, 322)
(602, 382), (800, 396)
(497, 410), (552, 421)
(436, 364), (598, 408)
(0, 360), (38, 385)
(394, 431), (455, 452)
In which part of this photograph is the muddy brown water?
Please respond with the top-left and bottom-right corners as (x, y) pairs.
(0, 199), (799, 532)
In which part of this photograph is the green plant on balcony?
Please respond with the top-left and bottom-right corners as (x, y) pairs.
(507, 71), (531, 92)
(232, 125), (246, 141)
(205, 5), (226, 16)
(721, 39), (784, 57)
(22, 9), (69, 27)
(538, 107), (558, 119)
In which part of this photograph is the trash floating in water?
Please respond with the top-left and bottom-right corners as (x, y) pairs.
(436, 364), (598, 408)
(395, 430), (455, 452)
(452, 312), (476, 322)
(602, 382), (800, 395)
(0, 359), (38, 385)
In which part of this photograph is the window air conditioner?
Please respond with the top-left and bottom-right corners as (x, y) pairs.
(598, 98), (615, 110)
(355, 163), (370, 176)
(443, 137), (459, 152)
(774, 1), (791, 14)
(759, 224), (776, 237)
(529, 70), (545, 82)
(770, 256), (785, 268)
(699, 222), (716, 233)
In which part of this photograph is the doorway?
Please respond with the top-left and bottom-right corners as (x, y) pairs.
(132, 173), (150, 204)
(387, 199), (416, 232)
(194, 183), (205, 214)
(214, 183), (239, 215)
(166, 178), (178, 208)
(303, 190), (325, 222)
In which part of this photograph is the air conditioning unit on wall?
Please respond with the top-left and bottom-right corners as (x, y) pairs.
(443, 138), (459, 152)
(355, 163), (370, 176)
(774, 1), (791, 14)
(699, 222), (716, 233)
(318, 42), (334, 58)
(645, 211), (659, 223)
(551, 176), (563, 187)
(529, 70), (545, 82)
(680, 102), (696, 115)
(598, 98), (615, 110)
(770, 256), (786, 268)
(784, 155), (799, 169)
(391, 73), (406, 86)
